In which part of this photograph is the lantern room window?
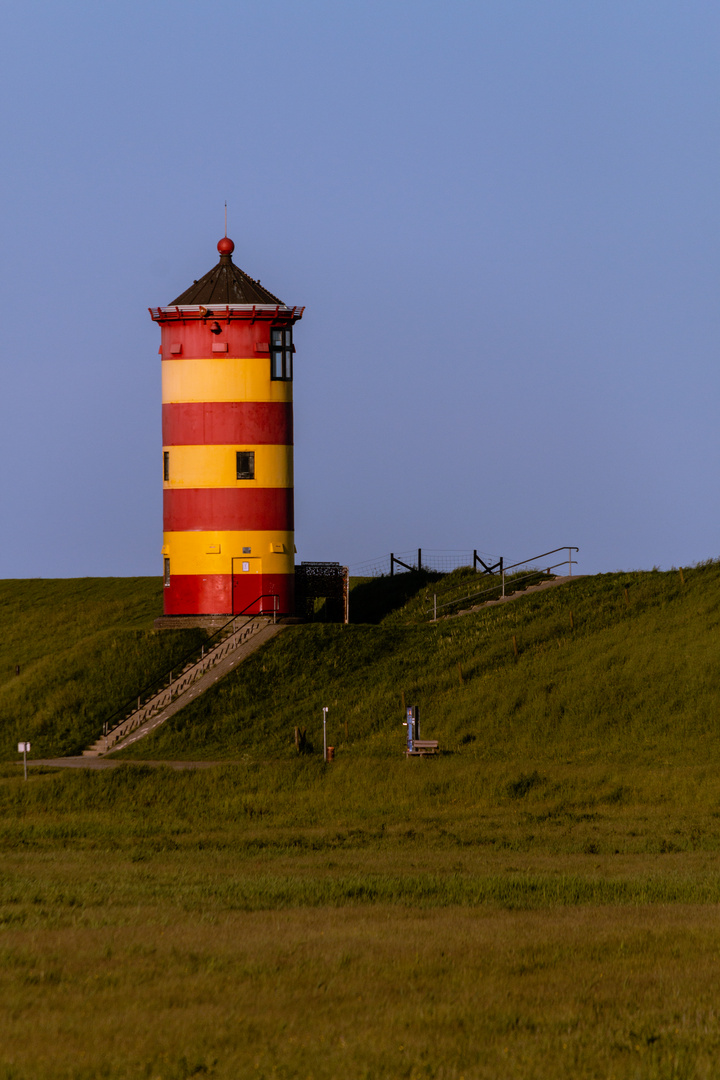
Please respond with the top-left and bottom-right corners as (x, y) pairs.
(236, 451), (255, 480)
(270, 327), (293, 381)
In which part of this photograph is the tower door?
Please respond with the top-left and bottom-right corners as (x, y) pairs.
(232, 557), (263, 615)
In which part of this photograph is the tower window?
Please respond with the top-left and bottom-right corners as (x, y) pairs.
(236, 450), (255, 480)
(163, 451), (169, 482)
(164, 558), (170, 587)
(270, 327), (293, 381)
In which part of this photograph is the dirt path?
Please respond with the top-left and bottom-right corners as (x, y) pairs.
(23, 757), (222, 770)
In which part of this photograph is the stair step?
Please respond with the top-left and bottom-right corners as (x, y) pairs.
(85, 617), (279, 755)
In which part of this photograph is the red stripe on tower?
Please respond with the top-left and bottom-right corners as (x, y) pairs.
(163, 488), (294, 532)
(162, 401), (293, 446)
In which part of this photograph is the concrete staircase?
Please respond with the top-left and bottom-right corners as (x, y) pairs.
(83, 614), (285, 757)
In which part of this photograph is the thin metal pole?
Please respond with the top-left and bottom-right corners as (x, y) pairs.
(322, 707), (328, 763)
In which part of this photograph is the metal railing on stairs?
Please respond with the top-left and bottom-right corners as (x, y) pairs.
(427, 547), (578, 620)
(96, 594), (280, 750)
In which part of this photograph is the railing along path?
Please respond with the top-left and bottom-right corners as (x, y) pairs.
(427, 547), (579, 620)
(97, 596), (279, 753)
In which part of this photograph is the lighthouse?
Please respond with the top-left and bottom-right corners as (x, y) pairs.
(149, 237), (303, 617)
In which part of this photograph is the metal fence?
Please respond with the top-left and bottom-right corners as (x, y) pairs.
(350, 548), (500, 578)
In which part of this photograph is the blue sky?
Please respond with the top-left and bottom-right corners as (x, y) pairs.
(1, 0), (718, 577)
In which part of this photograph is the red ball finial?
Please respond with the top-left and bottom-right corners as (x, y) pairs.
(217, 236), (235, 256)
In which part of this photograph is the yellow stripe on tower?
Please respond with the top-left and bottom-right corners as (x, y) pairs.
(163, 444), (293, 489)
(163, 530), (294, 575)
(162, 358), (293, 404)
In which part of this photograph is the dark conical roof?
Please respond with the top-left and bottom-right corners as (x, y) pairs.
(169, 237), (285, 306)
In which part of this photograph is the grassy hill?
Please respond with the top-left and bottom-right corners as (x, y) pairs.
(3, 564), (720, 1077)
(1, 563), (719, 764)
(114, 561), (720, 767)
(0, 578), (206, 758)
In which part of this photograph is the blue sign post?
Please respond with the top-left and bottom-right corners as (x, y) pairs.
(404, 707), (419, 753)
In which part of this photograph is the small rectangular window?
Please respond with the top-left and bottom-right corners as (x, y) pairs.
(270, 325), (293, 381)
(163, 558), (170, 587)
(236, 450), (255, 480)
(271, 351), (284, 379)
(163, 451), (169, 482)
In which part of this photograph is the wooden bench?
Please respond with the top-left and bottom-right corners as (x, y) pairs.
(405, 739), (439, 757)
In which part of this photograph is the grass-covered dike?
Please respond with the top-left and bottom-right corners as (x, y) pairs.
(2, 564), (720, 1077)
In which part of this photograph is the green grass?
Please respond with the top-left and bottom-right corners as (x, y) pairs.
(113, 562), (720, 765)
(3, 565), (720, 1076)
(0, 579), (207, 758)
(2, 759), (720, 1076)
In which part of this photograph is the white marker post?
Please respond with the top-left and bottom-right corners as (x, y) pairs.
(322, 707), (329, 763)
(17, 741), (30, 781)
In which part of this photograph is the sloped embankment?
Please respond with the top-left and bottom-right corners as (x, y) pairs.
(115, 563), (720, 764)
(0, 578), (206, 758)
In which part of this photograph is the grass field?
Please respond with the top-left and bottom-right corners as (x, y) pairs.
(2, 566), (720, 1076)
(0, 579), (206, 758)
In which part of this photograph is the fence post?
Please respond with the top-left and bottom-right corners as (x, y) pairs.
(418, 548), (422, 572)
(433, 594), (437, 621)
(390, 553), (395, 577)
(568, 548), (572, 576)
(501, 557), (505, 598)
(473, 549), (478, 571)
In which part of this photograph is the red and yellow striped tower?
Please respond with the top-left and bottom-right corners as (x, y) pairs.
(149, 236), (303, 616)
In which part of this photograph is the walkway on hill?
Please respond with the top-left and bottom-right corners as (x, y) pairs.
(107, 620), (286, 754)
(439, 573), (583, 621)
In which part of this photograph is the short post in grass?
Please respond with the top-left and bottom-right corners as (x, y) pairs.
(322, 706), (329, 762)
(512, 635), (518, 657)
(18, 741), (30, 781)
(433, 594), (437, 621)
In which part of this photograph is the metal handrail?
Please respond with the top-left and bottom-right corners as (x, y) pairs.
(427, 547), (578, 619)
(501, 547), (578, 575)
(100, 593), (279, 736)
